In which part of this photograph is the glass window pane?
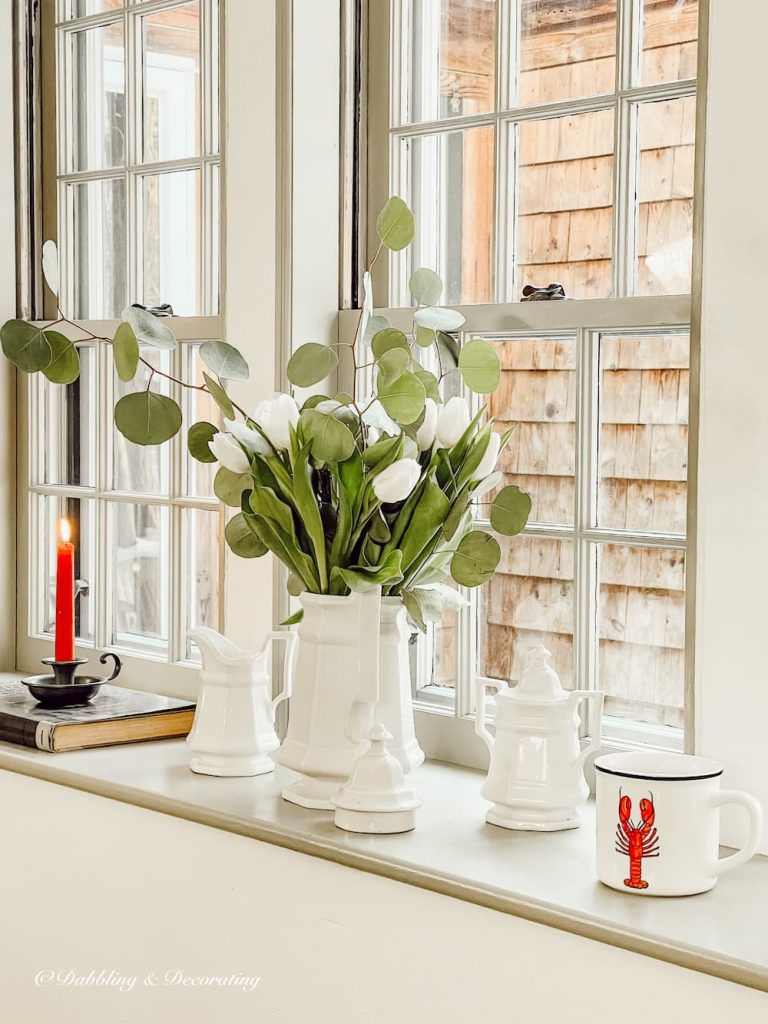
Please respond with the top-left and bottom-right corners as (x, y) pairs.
(401, 125), (494, 305)
(634, 96), (696, 295)
(480, 536), (574, 687)
(39, 495), (96, 644)
(112, 349), (170, 494)
(66, 177), (127, 319)
(206, 0), (221, 156)
(518, 0), (616, 106)
(38, 345), (96, 487)
(514, 109), (614, 299)
(489, 335), (576, 526)
(111, 502), (170, 650)
(140, 168), (202, 314)
(65, 21), (126, 172)
(642, 0), (698, 85)
(141, 2), (201, 163)
(404, 0), (496, 125)
(598, 333), (689, 534)
(598, 544), (685, 730)
(184, 508), (220, 659)
(65, 1), (123, 17)
(184, 343), (219, 498)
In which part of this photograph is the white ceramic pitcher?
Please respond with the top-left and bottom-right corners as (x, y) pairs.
(187, 626), (297, 777)
(475, 644), (604, 830)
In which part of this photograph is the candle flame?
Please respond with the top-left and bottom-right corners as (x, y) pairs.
(59, 518), (71, 543)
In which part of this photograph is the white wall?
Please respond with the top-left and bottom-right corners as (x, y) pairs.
(694, 0), (768, 851)
(1, 769), (766, 1024)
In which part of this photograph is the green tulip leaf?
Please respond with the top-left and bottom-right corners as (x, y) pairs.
(411, 583), (467, 624)
(415, 325), (436, 348)
(200, 340), (250, 382)
(330, 550), (404, 594)
(287, 343), (339, 387)
(202, 372), (235, 420)
(225, 513), (267, 558)
(112, 322), (140, 382)
(114, 391), (183, 446)
(401, 589), (427, 633)
(214, 466), (252, 507)
(489, 484), (532, 537)
(409, 268), (443, 307)
(187, 421), (218, 463)
(451, 530), (501, 587)
(436, 330), (459, 370)
(413, 306), (466, 332)
(376, 196), (415, 251)
(371, 327), (409, 358)
(377, 370), (426, 425)
(376, 347), (410, 384)
(42, 331), (80, 385)
(281, 609), (304, 626)
(458, 338), (501, 394)
(0, 319), (52, 373)
(122, 306), (177, 350)
(300, 409), (356, 462)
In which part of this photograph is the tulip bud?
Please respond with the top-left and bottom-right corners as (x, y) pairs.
(436, 396), (470, 448)
(472, 432), (501, 481)
(372, 458), (421, 504)
(209, 432), (251, 474)
(224, 417), (271, 456)
(416, 398), (438, 451)
(252, 393), (300, 450)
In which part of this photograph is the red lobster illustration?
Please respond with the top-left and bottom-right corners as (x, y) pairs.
(615, 792), (660, 890)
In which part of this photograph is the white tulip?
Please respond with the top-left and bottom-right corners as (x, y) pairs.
(436, 396), (470, 448)
(372, 458), (421, 504)
(209, 432), (250, 474)
(223, 417), (271, 456)
(416, 398), (438, 451)
(252, 393), (300, 450)
(366, 426), (381, 447)
(361, 400), (400, 437)
(472, 432), (501, 481)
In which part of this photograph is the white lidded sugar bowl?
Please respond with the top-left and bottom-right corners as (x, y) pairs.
(475, 644), (604, 831)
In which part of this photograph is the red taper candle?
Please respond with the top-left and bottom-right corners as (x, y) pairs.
(54, 518), (75, 662)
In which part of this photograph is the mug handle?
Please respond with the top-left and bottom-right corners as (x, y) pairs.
(708, 790), (764, 877)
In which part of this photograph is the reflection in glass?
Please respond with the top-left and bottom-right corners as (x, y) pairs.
(66, 22), (126, 172)
(141, 169), (201, 315)
(184, 344), (219, 498)
(642, 0), (698, 85)
(40, 345), (96, 488)
(142, 2), (201, 163)
(67, 177), (127, 319)
(112, 351), (170, 495)
(40, 495), (96, 643)
(111, 502), (170, 649)
(184, 508), (220, 659)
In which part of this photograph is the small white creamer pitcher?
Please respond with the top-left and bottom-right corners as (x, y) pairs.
(187, 626), (297, 777)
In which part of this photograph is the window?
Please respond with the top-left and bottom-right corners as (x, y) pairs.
(363, 0), (698, 759)
(18, 0), (223, 685)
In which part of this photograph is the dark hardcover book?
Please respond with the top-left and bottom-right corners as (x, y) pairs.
(0, 680), (195, 752)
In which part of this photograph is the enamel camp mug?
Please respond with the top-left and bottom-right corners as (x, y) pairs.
(595, 752), (763, 897)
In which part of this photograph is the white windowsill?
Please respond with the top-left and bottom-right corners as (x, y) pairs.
(0, 735), (766, 993)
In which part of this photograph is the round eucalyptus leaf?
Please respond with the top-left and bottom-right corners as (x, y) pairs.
(409, 267), (443, 307)
(377, 370), (426, 425)
(203, 372), (235, 420)
(300, 409), (356, 462)
(458, 338), (501, 394)
(112, 322), (139, 382)
(0, 319), (52, 373)
(187, 421), (218, 463)
(414, 367), (440, 403)
(450, 530), (501, 587)
(114, 391), (183, 446)
(287, 572), (305, 597)
(214, 466), (252, 507)
(42, 331), (80, 385)
(363, 315), (390, 347)
(334, 391), (354, 405)
(436, 331), (459, 369)
(413, 306), (466, 332)
(225, 513), (267, 558)
(200, 340), (250, 382)
(415, 325), (436, 349)
(287, 343), (339, 387)
(42, 240), (59, 297)
(376, 347), (410, 384)
(489, 484), (532, 537)
(376, 196), (415, 251)
(371, 327), (409, 358)
(122, 306), (177, 350)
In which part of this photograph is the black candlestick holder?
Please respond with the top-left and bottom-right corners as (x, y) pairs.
(22, 652), (122, 709)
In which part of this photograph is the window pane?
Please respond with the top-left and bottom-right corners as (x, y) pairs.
(598, 544), (685, 730)
(489, 335), (576, 526)
(141, 2), (201, 163)
(111, 502), (170, 650)
(140, 168), (202, 314)
(514, 109), (614, 299)
(642, 0), (698, 85)
(401, 125), (494, 305)
(66, 177), (127, 318)
(634, 96), (696, 295)
(39, 495), (96, 644)
(184, 508), (220, 659)
(598, 333), (689, 534)
(519, 0), (616, 106)
(38, 345), (96, 488)
(65, 1), (123, 17)
(112, 350), (170, 494)
(480, 536), (574, 687)
(65, 21), (126, 172)
(404, 0), (496, 125)
(184, 343), (219, 498)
